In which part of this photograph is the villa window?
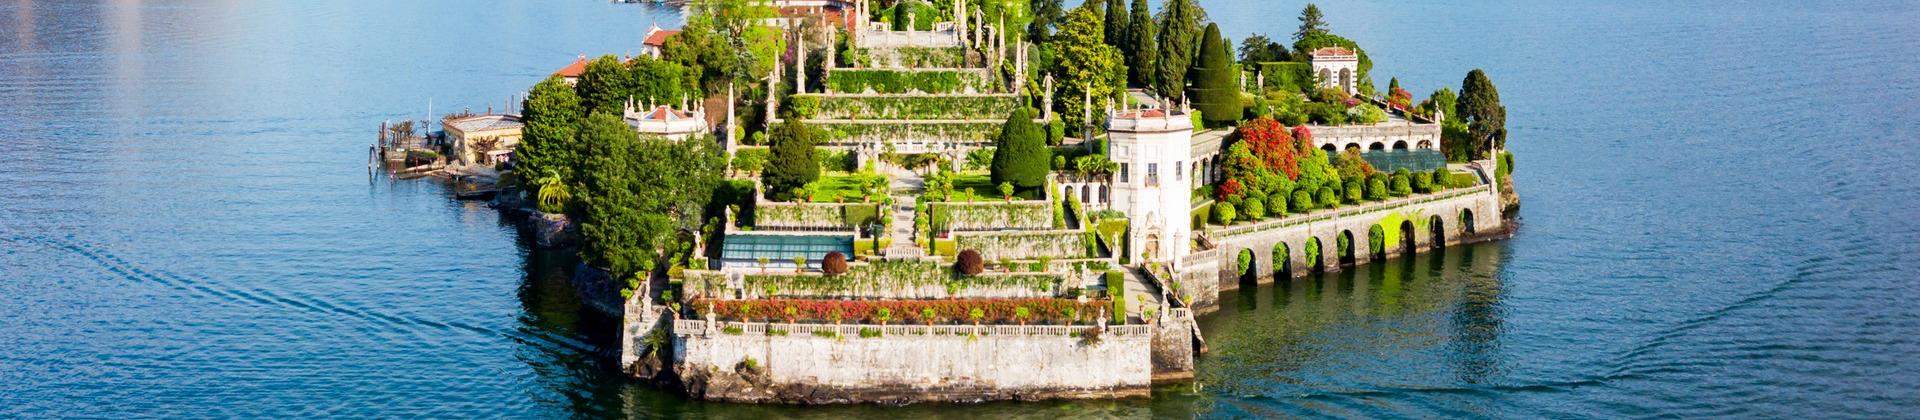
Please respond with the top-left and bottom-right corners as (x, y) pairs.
(1146, 163), (1159, 187)
(1175, 161), (1183, 181)
(1120, 163), (1130, 183)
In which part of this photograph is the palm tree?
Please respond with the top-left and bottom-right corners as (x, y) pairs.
(533, 169), (570, 214)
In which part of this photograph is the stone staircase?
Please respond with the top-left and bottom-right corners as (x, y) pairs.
(883, 171), (926, 259)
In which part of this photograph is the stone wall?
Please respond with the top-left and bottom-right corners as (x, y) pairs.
(754, 202), (879, 231)
(671, 321), (1154, 404)
(1307, 122), (1443, 152)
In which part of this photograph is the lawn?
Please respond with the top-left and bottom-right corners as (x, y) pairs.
(809, 175), (881, 203)
(947, 174), (1045, 202)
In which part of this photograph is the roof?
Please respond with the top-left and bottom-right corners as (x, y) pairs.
(634, 106), (693, 121)
(643, 29), (680, 47)
(444, 114), (524, 133)
(553, 56), (590, 78)
(1309, 47), (1358, 60)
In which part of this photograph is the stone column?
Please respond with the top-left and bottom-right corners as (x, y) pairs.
(795, 32), (807, 94)
(726, 82), (737, 149)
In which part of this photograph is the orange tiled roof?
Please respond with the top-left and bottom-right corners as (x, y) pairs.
(643, 30), (680, 47)
(1310, 47), (1357, 58)
(553, 57), (590, 78)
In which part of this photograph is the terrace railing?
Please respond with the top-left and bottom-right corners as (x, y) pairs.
(1206, 187), (1486, 239)
(673, 319), (1152, 338)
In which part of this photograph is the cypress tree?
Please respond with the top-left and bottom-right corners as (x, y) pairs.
(1125, 0), (1157, 88)
(1154, 0), (1200, 102)
(1105, 0), (1129, 49)
(1456, 69), (1507, 159)
(990, 108), (1051, 192)
(1189, 24), (1242, 126)
(1295, 3), (1327, 41)
(764, 119), (820, 201)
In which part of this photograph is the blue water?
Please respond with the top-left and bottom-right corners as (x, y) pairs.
(3, 0), (1918, 417)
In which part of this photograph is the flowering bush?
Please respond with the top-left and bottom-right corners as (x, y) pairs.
(691, 298), (1110, 325)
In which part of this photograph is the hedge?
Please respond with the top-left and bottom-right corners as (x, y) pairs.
(929, 201), (1053, 231)
(813, 120), (1003, 144)
(826, 69), (998, 94)
(954, 230), (1090, 260)
(755, 202), (883, 230)
(854, 47), (970, 68)
(1105, 271), (1126, 324)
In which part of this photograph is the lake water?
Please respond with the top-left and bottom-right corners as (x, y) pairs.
(3, 0), (1917, 417)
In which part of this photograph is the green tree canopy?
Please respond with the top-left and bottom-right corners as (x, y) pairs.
(1048, 6), (1127, 131)
(576, 55), (631, 116)
(991, 108), (1051, 192)
(1030, 0), (1066, 43)
(576, 113), (725, 280)
(1295, 3), (1327, 41)
(1238, 34), (1287, 64)
(1457, 69), (1507, 159)
(519, 76), (584, 188)
(1189, 24), (1242, 126)
(763, 118), (820, 201)
(1154, 0), (1202, 101)
(1125, 0), (1157, 88)
(666, 0), (783, 96)
(1104, 0), (1129, 49)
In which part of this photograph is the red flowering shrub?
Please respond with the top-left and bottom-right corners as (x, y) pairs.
(1214, 179), (1243, 201)
(692, 298), (1110, 325)
(1234, 117), (1300, 180)
(1291, 125), (1316, 154)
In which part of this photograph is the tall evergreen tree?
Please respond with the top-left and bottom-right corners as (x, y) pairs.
(519, 76), (584, 187)
(1125, 0), (1157, 88)
(1456, 69), (1507, 159)
(1295, 3), (1327, 41)
(1104, 0), (1129, 49)
(1238, 35), (1286, 64)
(577, 113), (658, 279)
(990, 108), (1051, 192)
(763, 119), (820, 201)
(1154, 0), (1201, 102)
(1189, 23), (1242, 126)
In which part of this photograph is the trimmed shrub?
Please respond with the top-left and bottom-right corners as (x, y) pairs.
(956, 249), (985, 275)
(1243, 197), (1266, 220)
(1390, 172), (1412, 196)
(1366, 177), (1388, 201)
(1266, 192), (1289, 217)
(1368, 225), (1385, 257)
(1412, 171), (1434, 193)
(1344, 179), (1364, 203)
(1291, 190), (1315, 212)
(1213, 201), (1238, 225)
(1316, 187), (1338, 209)
(1236, 249), (1253, 275)
(821, 251), (849, 275)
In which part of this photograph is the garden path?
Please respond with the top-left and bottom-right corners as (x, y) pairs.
(884, 168), (926, 258)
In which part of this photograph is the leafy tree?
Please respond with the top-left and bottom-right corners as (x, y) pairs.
(1295, 3), (1327, 41)
(519, 76), (583, 192)
(577, 114), (660, 279)
(990, 108), (1051, 192)
(668, 0), (784, 96)
(1189, 23), (1242, 127)
(1422, 87), (1458, 119)
(1048, 6), (1127, 132)
(1238, 35), (1288, 64)
(1104, 0), (1129, 49)
(1457, 69), (1507, 159)
(627, 55), (689, 110)
(1154, 0), (1202, 101)
(1030, 0), (1066, 43)
(1125, 0), (1157, 88)
(764, 119), (820, 201)
(575, 55), (631, 120)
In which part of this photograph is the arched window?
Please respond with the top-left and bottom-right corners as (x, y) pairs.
(1099, 185), (1109, 203)
(1081, 185), (1090, 202)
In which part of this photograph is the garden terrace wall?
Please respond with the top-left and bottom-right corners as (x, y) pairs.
(931, 201), (1054, 231)
(825, 68), (998, 94)
(754, 201), (882, 231)
(810, 120), (1005, 145)
(845, 47), (973, 68)
(954, 230), (1090, 260)
(680, 263), (1065, 300)
(670, 319), (1153, 403)
(790, 94), (1021, 120)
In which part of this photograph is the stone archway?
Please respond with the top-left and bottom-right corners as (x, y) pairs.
(1392, 140), (1408, 150)
(1273, 242), (1291, 278)
(1400, 220), (1417, 257)
(1461, 208), (1476, 236)
(1337, 230), (1356, 266)
(1429, 215), (1446, 250)
(1319, 68), (1333, 86)
(1345, 143), (1361, 152)
(1338, 68), (1353, 93)
(1305, 237), (1324, 272)
(1417, 140), (1432, 149)
(1369, 142), (1386, 151)
(1322, 144), (1338, 154)
(1144, 230), (1162, 262)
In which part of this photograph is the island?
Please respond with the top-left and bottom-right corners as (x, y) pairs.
(412, 0), (1518, 405)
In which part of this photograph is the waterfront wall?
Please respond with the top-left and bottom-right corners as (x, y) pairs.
(1190, 185), (1506, 292)
(670, 321), (1154, 403)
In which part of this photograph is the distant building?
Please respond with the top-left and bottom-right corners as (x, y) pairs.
(553, 56), (590, 85)
(1308, 47), (1359, 95)
(443, 114), (524, 165)
(623, 101), (709, 141)
(640, 26), (680, 59)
